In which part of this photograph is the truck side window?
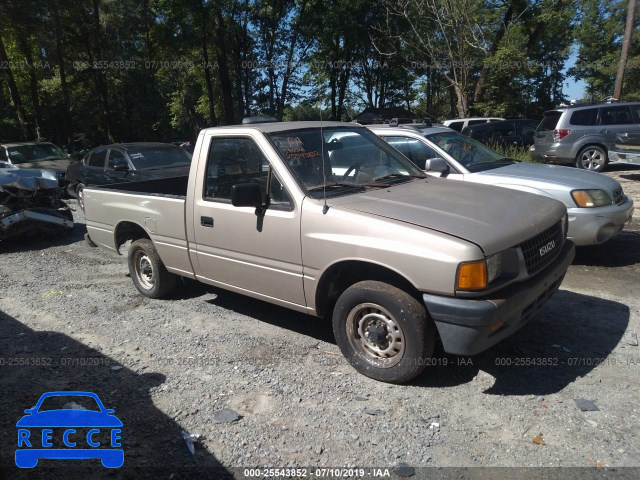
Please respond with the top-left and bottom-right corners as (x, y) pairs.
(204, 137), (292, 208)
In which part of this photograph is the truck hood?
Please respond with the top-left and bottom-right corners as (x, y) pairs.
(328, 177), (566, 255)
(472, 162), (621, 194)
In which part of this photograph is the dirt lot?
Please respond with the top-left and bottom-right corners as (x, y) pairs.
(1, 165), (639, 480)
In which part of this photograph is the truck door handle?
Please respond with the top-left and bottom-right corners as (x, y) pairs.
(200, 216), (214, 228)
(600, 129), (609, 134)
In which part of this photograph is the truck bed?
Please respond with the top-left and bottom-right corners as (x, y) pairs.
(84, 176), (194, 278)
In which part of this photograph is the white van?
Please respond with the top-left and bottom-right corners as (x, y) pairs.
(442, 117), (505, 132)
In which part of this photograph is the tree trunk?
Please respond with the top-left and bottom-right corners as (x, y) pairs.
(213, 7), (235, 124)
(52, 0), (73, 150)
(91, 0), (114, 142)
(0, 34), (32, 139)
(613, 0), (637, 99)
(336, 67), (350, 120)
(453, 83), (468, 117)
(17, 35), (43, 139)
(200, 2), (218, 127)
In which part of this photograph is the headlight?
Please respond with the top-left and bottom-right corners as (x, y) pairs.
(571, 189), (611, 208)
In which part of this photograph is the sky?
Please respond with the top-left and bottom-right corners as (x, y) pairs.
(562, 49), (586, 102)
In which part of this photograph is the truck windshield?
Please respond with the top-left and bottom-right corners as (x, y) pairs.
(267, 127), (425, 197)
(426, 131), (515, 173)
(126, 144), (192, 170)
(6, 143), (66, 164)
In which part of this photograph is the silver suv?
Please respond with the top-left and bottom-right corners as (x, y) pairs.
(531, 101), (640, 172)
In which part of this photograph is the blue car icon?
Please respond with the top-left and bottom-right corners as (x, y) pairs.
(15, 391), (123, 468)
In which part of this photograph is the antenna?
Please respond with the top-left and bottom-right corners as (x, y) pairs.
(320, 95), (329, 214)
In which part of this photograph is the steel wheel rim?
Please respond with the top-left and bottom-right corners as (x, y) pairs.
(346, 302), (405, 368)
(580, 149), (604, 170)
(135, 252), (154, 290)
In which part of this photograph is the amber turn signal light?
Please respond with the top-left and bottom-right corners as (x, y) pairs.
(457, 261), (488, 290)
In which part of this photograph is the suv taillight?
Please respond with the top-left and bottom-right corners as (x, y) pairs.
(553, 129), (571, 142)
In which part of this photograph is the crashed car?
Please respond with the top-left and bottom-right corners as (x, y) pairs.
(0, 161), (73, 241)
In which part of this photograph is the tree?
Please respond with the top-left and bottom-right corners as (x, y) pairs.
(384, 0), (489, 117)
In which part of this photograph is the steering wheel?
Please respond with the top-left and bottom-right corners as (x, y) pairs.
(343, 163), (360, 179)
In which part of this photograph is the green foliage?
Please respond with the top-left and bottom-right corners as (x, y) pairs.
(491, 144), (534, 163)
(0, 0), (633, 146)
(571, 0), (639, 101)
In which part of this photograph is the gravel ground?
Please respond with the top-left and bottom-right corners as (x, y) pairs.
(1, 165), (639, 480)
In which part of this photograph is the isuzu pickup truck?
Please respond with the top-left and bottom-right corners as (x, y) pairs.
(84, 120), (575, 383)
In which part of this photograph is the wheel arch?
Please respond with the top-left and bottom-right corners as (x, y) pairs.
(575, 141), (608, 158)
(314, 260), (422, 319)
(114, 221), (151, 254)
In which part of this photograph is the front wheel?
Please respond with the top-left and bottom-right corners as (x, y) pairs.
(127, 238), (176, 298)
(332, 281), (435, 383)
(576, 146), (607, 172)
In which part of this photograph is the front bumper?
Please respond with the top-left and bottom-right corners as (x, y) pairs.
(422, 240), (575, 355)
(0, 209), (74, 240)
(567, 198), (634, 245)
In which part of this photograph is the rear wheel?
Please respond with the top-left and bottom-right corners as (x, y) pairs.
(127, 238), (176, 298)
(332, 281), (435, 383)
(576, 146), (607, 172)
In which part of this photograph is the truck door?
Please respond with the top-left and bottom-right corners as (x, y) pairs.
(192, 135), (306, 307)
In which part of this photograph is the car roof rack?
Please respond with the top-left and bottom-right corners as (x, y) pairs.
(555, 99), (635, 109)
(389, 117), (432, 127)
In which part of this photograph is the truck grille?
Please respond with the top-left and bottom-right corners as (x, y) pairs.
(613, 188), (625, 205)
(519, 222), (564, 276)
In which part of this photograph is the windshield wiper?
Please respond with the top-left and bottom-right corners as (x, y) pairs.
(467, 159), (515, 169)
(307, 183), (365, 192)
(372, 173), (427, 182)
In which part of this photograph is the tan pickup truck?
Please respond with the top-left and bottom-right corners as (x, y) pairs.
(84, 120), (575, 383)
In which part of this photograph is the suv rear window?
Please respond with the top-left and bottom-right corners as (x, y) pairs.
(538, 112), (561, 131)
(570, 108), (598, 126)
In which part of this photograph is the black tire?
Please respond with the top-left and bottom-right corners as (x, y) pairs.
(76, 183), (86, 211)
(127, 238), (176, 298)
(575, 145), (608, 172)
(332, 280), (435, 383)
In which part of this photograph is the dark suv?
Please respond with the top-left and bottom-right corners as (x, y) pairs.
(531, 101), (640, 172)
(462, 119), (539, 148)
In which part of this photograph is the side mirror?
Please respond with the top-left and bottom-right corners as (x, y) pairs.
(113, 159), (129, 171)
(231, 182), (263, 209)
(424, 157), (450, 174)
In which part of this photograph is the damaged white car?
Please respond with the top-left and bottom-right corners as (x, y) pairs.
(0, 161), (74, 241)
